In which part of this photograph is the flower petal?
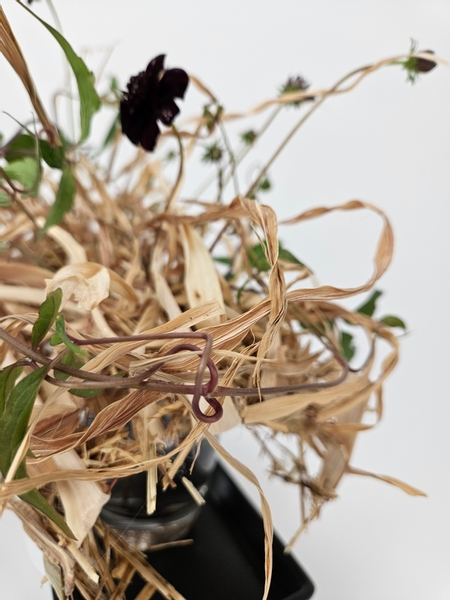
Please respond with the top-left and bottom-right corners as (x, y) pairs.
(140, 118), (160, 151)
(120, 101), (148, 145)
(121, 56), (187, 152)
(145, 54), (165, 83)
(159, 68), (189, 100)
(157, 99), (180, 126)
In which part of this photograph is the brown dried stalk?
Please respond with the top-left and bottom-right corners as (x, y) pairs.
(0, 6), (59, 146)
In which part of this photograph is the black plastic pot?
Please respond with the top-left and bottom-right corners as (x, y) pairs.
(53, 462), (314, 599)
(140, 463), (315, 600)
(100, 439), (217, 550)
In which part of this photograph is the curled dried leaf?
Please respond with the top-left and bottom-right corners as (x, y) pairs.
(45, 263), (110, 310)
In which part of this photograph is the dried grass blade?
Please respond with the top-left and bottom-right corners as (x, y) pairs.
(151, 240), (182, 321)
(240, 197), (287, 384)
(0, 284), (46, 306)
(36, 219), (88, 263)
(82, 302), (224, 374)
(108, 528), (186, 600)
(32, 390), (161, 455)
(134, 582), (157, 600)
(316, 385), (371, 493)
(0, 7), (59, 145)
(53, 450), (110, 545)
(241, 374), (371, 424)
(182, 476), (205, 506)
(346, 466), (427, 497)
(179, 223), (225, 327)
(281, 199), (394, 299)
(0, 263), (54, 288)
(205, 432), (273, 600)
(67, 539), (99, 584)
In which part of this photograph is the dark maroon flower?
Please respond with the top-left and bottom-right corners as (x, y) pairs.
(120, 55), (189, 152)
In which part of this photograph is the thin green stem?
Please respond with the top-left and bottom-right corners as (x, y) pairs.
(224, 104), (282, 191)
(194, 105), (283, 200)
(218, 120), (239, 197)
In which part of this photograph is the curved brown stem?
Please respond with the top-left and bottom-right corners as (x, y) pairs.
(0, 326), (350, 423)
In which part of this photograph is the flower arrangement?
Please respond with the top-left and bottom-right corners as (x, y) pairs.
(0, 3), (441, 599)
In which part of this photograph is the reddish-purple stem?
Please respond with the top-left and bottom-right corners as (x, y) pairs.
(67, 331), (222, 423)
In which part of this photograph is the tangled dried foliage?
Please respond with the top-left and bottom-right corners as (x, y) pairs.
(0, 5), (440, 599)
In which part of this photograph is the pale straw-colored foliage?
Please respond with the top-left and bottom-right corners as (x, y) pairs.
(0, 15), (438, 597)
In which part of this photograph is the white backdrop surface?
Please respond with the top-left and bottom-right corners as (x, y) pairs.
(0, 1), (449, 599)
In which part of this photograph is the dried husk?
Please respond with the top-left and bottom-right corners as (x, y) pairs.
(0, 37), (433, 598)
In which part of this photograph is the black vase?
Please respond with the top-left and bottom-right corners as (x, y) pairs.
(100, 439), (216, 550)
(53, 460), (315, 600)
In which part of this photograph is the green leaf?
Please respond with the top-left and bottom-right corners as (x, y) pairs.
(53, 350), (85, 378)
(0, 192), (12, 206)
(0, 364), (23, 418)
(20, 486), (75, 539)
(31, 289), (63, 349)
(39, 140), (65, 169)
(109, 75), (120, 94)
(51, 315), (87, 357)
(69, 386), (104, 398)
(240, 130), (257, 145)
(22, 5), (101, 143)
(53, 350), (103, 397)
(42, 166), (75, 233)
(0, 366), (75, 540)
(380, 315), (407, 329)
(247, 241), (305, 273)
(2, 157), (40, 193)
(0, 366), (47, 477)
(213, 256), (233, 266)
(49, 332), (62, 346)
(340, 331), (356, 361)
(202, 141), (223, 163)
(202, 104), (224, 133)
(247, 242), (271, 272)
(258, 177), (271, 192)
(4, 133), (65, 170)
(4, 134), (35, 161)
(11, 461), (74, 538)
(278, 246), (305, 267)
(102, 114), (120, 149)
(356, 290), (383, 317)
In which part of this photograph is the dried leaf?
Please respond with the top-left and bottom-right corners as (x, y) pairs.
(46, 262), (110, 310)
(346, 465), (427, 497)
(53, 450), (110, 544)
(0, 7), (59, 145)
(179, 224), (225, 327)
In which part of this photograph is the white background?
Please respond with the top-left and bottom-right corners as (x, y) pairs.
(0, 1), (449, 599)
